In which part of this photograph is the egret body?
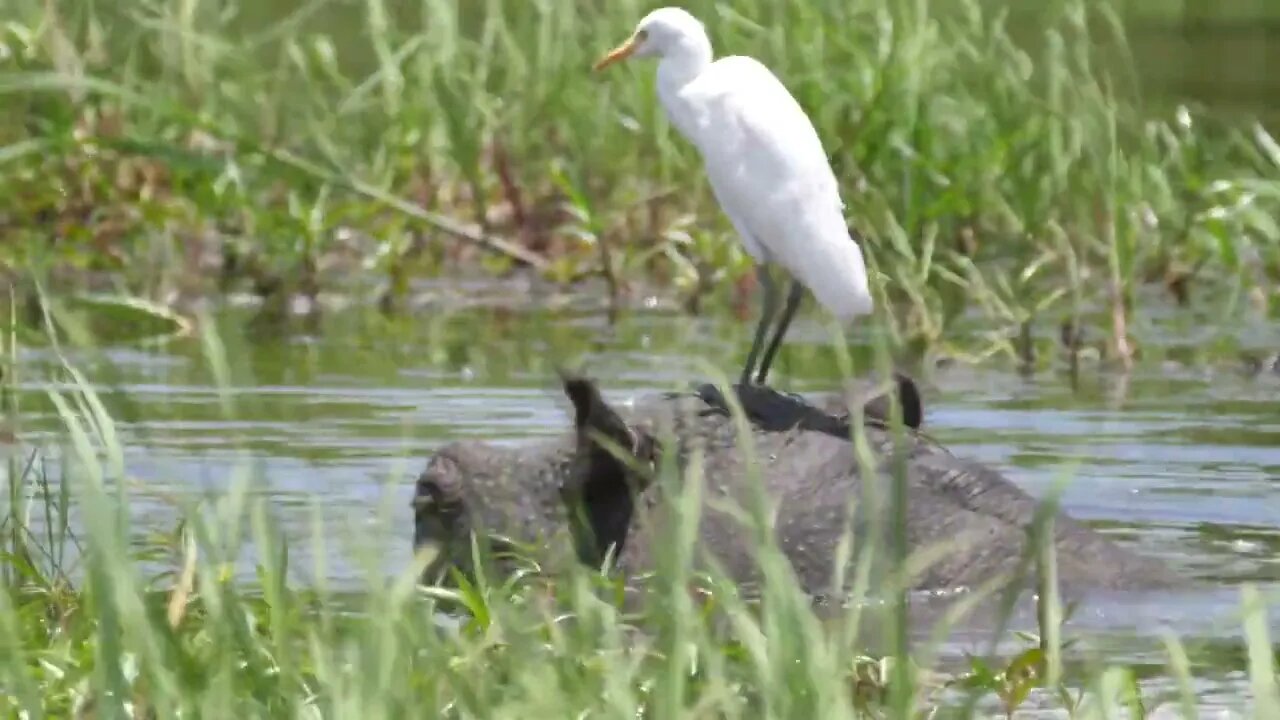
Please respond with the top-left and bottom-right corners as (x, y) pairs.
(594, 7), (873, 387)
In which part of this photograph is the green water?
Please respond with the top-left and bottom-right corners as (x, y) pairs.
(1109, 3), (1280, 127)
(9, 285), (1280, 711)
(12, 289), (1279, 572)
(10, 284), (1280, 708)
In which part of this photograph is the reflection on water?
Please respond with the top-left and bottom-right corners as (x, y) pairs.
(6, 297), (1279, 712)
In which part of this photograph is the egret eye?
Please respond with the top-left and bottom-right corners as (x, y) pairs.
(634, 29), (648, 42)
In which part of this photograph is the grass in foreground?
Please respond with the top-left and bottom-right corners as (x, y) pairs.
(1, 310), (1278, 718)
(2, 0), (1279, 369)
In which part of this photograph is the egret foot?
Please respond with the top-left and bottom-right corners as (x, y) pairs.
(692, 373), (923, 438)
(693, 382), (849, 436)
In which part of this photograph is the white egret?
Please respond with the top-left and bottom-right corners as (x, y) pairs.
(593, 6), (872, 388)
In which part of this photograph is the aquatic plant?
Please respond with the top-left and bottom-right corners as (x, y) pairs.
(2, 0), (1278, 368)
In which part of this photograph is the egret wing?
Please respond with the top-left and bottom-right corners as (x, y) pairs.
(682, 56), (871, 319)
(685, 56), (841, 209)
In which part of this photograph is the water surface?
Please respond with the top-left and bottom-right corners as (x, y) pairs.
(7, 287), (1279, 713)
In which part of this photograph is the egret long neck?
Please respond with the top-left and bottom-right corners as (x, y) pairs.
(655, 38), (713, 141)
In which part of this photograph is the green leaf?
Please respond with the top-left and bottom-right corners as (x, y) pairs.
(58, 294), (193, 344)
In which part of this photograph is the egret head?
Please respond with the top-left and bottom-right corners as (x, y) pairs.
(593, 7), (709, 71)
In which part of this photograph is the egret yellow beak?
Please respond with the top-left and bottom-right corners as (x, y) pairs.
(593, 35), (639, 71)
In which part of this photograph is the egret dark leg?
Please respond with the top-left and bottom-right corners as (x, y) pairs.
(754, 278), (804, 385)
(740, 265), (779, 386)
(696, 270), (810, 423)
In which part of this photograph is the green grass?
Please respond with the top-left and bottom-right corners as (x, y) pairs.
(2, 0), (1279, 369)
(2, 298), (1279, 718)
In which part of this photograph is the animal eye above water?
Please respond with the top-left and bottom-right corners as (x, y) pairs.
(634, 29), (648, 42)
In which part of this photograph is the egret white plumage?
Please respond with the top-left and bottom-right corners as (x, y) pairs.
(593, 7), (873, 388)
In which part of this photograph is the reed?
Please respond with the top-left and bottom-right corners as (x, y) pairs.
(1, 0), (1277, 366)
